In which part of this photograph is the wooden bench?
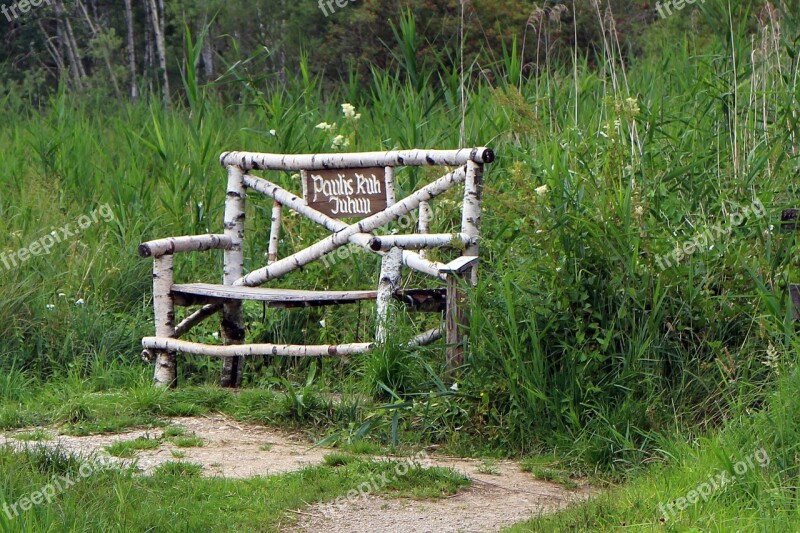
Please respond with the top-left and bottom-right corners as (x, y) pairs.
(139, 148), (495, 387)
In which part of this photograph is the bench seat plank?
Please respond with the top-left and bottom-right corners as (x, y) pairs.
(171, 284), (448, 312)
(172, 283), (378, 306)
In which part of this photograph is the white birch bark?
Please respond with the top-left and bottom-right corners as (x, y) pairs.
(220, 165), (246, 387)
(220, 148), (495, 172)
(139, 234), (232, 258)
(268, 201), (282, 264)
(376, 247), (402, 344)
(147, 0), (170, 107)
(174, 303), (223, 338)
(123, 0), (138, 100)
(407, 327), (443, 347)
(461, 161), (483, 285)
(369, 233), (472, 251)
(152, 255), (176, 387)
(418, 201), (432, 259)
(385, 166), (396, 206)
(143, 337), (374, 358)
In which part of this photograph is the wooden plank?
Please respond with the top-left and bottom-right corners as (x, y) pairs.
(395, 288), (447, 313)
(439, 256), (479, 274)
(303, 167), (388, 219)
(446, 273), (469, 372)
(781, 209), (799, 232)
(791, 284), (800, 321)
(171, 284), (444, 311)
(143, 337), (375, 358)
(173, 283), (378, 303)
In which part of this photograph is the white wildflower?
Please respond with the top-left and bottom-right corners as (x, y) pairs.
(450, 382), (459, 391)
(535, 185), (549, 196)
(341, 103), (359, 120)
(625, 97), (640, 114)
(46, 304), (55, 310)
(315, 122), (335, 131)
(319, 319), (326, 328)
(331, 135), (350, 149)
(269, 129), (277, 136)
(75, 299), (85, 306)
(634, 206), (644, 216)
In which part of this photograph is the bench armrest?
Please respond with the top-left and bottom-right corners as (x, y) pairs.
(369, 233), (474, 251)
(139, 234), (233, 258)
(438, 256), (479, 275)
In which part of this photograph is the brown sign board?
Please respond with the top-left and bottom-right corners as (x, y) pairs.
(303, 167), (388, 219)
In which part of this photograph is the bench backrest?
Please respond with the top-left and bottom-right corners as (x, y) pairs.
(218, 148), (494, 288)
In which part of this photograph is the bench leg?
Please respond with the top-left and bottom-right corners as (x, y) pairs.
(220, 164), (247, 388)
(220, 302), (245, 388)
(376, 247), (403, 343)
(152, 255), (177, 387)
(445, 270), (470, 373)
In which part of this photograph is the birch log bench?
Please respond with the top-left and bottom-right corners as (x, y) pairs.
(139, 148), (494, 387)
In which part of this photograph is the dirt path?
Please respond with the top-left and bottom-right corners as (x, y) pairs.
(293, 457), (593, 533)
(0, 415), (593, 532)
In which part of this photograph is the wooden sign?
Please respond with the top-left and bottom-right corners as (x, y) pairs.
(303, 167), (388, 219)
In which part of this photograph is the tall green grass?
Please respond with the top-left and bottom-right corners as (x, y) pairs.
(0, 0), (798, 477)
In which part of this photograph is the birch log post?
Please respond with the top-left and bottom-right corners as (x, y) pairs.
(418, 201), (432, 259)
(152, 255), (177, 387)
(220, 166), (246, 388)
(268, 200), (282, 264)
(440, 256), (479, 373)
(385, 167), (396, 206)
(376, 247), (403, 344)
(461, 161), (484, 285)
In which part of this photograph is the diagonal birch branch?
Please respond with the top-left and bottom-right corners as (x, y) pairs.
(235, 166), (468, 287)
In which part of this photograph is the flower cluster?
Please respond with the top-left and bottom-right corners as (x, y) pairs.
(315, 103), (361, 150)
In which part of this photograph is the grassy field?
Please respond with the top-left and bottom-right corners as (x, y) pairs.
(1, 0), (800, 529)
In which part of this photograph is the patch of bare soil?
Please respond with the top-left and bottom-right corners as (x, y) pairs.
(292, 458), (593, 533)
(0, 414), (328, 477)
(0, 415), (593, 531)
